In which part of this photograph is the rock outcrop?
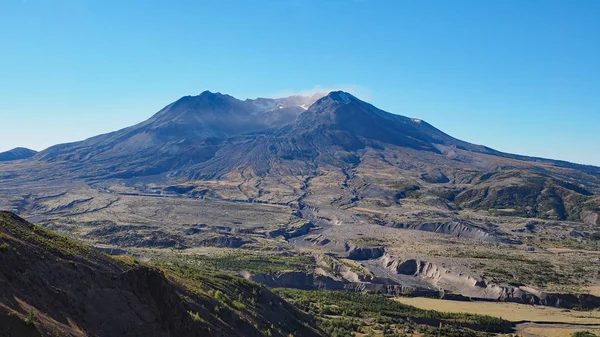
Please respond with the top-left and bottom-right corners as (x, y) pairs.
(379, 252), (600, 309)
(390, 220), (504, 242)
(242, 270), (441, 297)
(268, 222), (315, 240)
(347, 246), (386, 260)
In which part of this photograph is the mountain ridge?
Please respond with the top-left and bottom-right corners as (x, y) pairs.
(0, 147), (37, 162)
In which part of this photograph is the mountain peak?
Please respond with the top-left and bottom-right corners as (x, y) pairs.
(307, 91), (361, 111)
(0, 147), (37, 162)
(195, 90), (233, 101)
(198, 90), (227, 98)
(326, 91), (357, 103)
(167, 91), (237, 112)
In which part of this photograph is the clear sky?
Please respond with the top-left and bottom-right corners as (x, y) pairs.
(1, 0), (599, 166)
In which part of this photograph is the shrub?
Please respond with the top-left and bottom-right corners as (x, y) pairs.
(187, 311), (206, 323)
(24, 308), (35, 326)
(232, 300), (246, 310)
(214, 290), (227, 302)
(275, 289), (506, 336)
(572, 332), (598, 337)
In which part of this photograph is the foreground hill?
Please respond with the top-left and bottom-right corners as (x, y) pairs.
(0, 211), (325, 337)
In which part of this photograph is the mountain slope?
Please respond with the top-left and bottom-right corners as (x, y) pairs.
(0, 148), (37, 162)
(0, 211), (325, 337)
(184, 92), (599, 186)
(455, 170), (599, 221)
(34, 91), (321, 179)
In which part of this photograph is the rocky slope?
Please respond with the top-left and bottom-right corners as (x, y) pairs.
(455, 170), (599, 222)
(0, 212), (325, 337)
(242, 249), (600, 310)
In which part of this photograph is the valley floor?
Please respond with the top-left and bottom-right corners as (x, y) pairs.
(396, 297), (600, 337)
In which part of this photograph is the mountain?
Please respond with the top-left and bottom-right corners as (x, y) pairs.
(0, 148), (37, 162)
(2, 90), (600, 316)
(26, 90), (600, 182)
(34, 91), (322, 179)
(0, 211), (325, 337)
(2, 90), (599, 223)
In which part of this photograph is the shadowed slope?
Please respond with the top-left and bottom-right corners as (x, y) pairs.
(0, 212), (325, 337)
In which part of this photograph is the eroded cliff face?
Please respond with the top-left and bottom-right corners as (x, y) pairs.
(378, 252), (600, 309)
(241, 271), (439, 298)
(347, 246), (386, 260)
(242, 249), (600, 310)
(380, 252), (522, 300)
(390, 221), (504, 242)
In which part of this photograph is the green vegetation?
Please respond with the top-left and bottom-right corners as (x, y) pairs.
(160, 263), (317, 336)
(24, 308), (36, 326)
(203, 252), (315, 274)
(480, 255), (593, 290)
(232, 300), (246, 310)
(436, 249), (530, 262)
(319, 255), (371, 280)
(274, 289), (506, 336)
(112, 255), (142, 267)
(0, 242), (9, 252)
(187, 310), (206, 323)
(0, 213), (90, 258)
(351, 237), (386, 246)
(319, 317), (363, 337)
(456, 172), (598, 222)
(431, 247), (595, 290)
(524, 230), (600, 251)
(572, 332), (598, 337)
(161, 250), (316, 274)
(31, 224), (91, 257)
(390, 182), (422, 200)
(160, 263), (263, 315)
(0, 212), (321, 337)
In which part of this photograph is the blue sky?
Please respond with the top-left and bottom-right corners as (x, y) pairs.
(1, 0), (599, 166)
